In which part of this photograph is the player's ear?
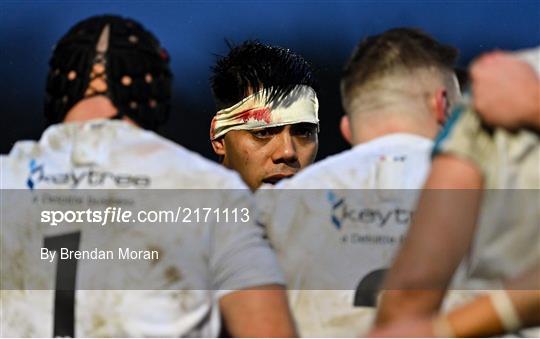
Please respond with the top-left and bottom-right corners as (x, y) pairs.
(340, 115), (353, 145)
(211, 137), (226, 157)
(431, 88), (448, 125)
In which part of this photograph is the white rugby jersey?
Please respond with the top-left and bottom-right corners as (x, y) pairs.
(1, 119), (284, 337)
(256, 133), (433, 337)
(434, 49), (540, 337)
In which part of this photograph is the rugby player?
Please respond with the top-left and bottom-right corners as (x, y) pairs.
(210, 41), (320, 190)
(0, 15), (295, 337)
(374, 48), (540, 336)
(255, 28), (460, 337)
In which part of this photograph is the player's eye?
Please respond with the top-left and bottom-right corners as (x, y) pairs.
(251, 128), (273, 139)
(292, 123), (318, 138)
(250, 126), (282, 139)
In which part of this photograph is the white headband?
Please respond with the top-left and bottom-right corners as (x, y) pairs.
(210, 85), (319, 140)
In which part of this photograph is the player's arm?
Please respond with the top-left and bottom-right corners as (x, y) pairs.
(471, 51), (540, 131)
(220, 285), (296, 337)
(375, 154), (483, 326)
(439, 290), (540, 337)
(211, 190), (297, 337)
(369, 267), (540, 337)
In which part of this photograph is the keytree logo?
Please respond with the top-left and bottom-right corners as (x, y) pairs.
(27, 159), (42, 190)
(327, 191), (345, 229)
(26, 159), (151, 189)
(327, 191), (413, 230)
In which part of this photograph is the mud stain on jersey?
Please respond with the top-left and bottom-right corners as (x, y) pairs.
(91, 313), (107, 333)
(147, 245), (163, 266)
(164, 266), (182, 284)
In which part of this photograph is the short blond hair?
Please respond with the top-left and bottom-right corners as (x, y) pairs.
(341, 28), (459, 116)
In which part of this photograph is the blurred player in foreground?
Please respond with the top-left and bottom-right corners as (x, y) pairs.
(0, 15), (294, 337)
(255, 28), (460, 337)
(210, 41), (320, 190)
(373, 48), (540, 337)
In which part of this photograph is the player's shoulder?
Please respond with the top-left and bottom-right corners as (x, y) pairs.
(111, 127), (248, 189)
(4, 138), (44, 161)
(277, 134), (432, 189)
(276, 148), (361, 189)
(2, 138), (45, 188)
(2, 121), (247, 189)
(432, 102), (501, 163)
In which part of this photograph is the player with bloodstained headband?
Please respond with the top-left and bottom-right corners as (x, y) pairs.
(209, 41), (320, 190)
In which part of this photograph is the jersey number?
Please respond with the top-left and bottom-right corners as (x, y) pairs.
(353, 268), (387, 307)
(43, 231), (80, 337)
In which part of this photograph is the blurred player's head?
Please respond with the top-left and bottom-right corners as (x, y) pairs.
(340, 27), (460, 145)
(210, 41), (319, 190)
(44, 15), (172, 130)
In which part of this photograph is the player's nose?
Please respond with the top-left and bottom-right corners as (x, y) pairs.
(271, 127), (299, 165)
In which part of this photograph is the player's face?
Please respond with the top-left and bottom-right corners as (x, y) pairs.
(220, 123), (318, 190)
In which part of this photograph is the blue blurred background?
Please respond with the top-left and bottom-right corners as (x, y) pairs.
(1, 0), (539, 160)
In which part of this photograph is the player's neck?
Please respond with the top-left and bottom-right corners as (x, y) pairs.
(352, 117), (437, 145)
(63, 96), (136, 127)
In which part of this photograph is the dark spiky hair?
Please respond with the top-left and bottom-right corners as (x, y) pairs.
(211, 40), (318, 109)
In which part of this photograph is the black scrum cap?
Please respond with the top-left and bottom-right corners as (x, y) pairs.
(44, 15), (172, 130)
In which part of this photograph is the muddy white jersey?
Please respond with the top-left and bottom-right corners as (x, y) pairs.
(1, 120), (284, 337)
(256, 133), (433, 337)
(433, 49), (540, 338)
